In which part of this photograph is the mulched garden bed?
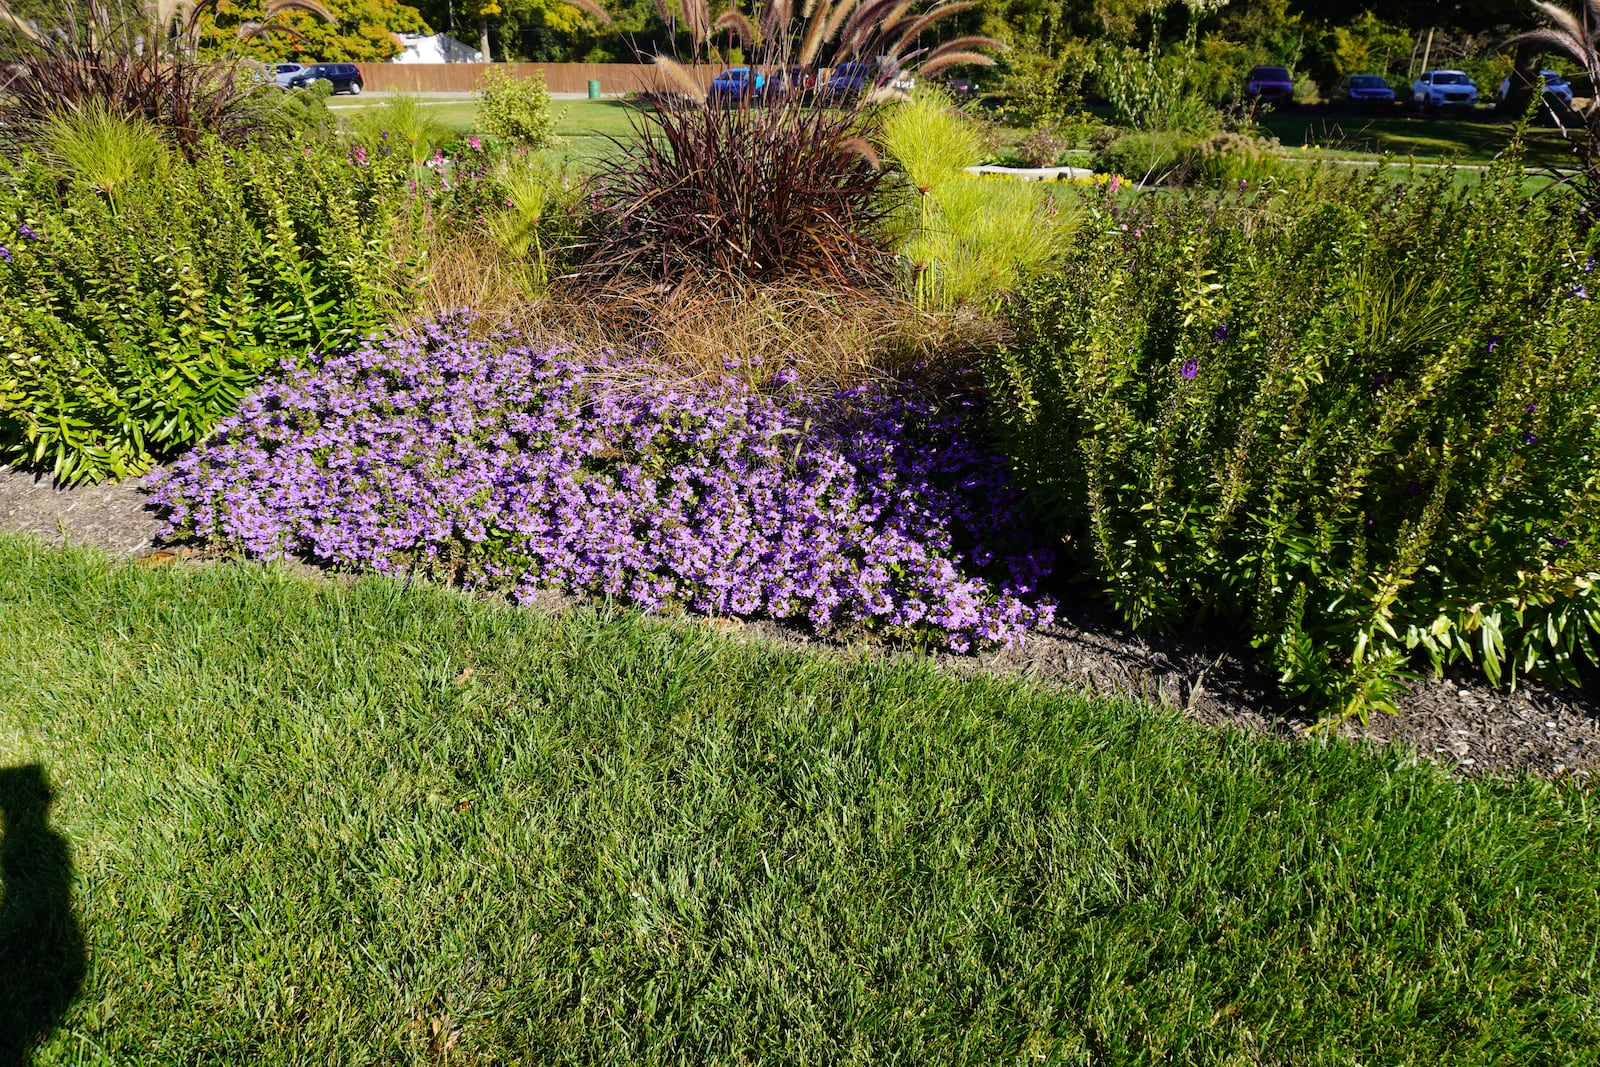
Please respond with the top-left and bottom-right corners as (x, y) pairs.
(4, 463), (1595, 780)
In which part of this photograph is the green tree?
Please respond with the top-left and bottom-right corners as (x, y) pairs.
(200, 0), (430, 62)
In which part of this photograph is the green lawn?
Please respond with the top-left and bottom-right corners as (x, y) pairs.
(330, 96), (642, 161)
(1, 535), (1597, 1064)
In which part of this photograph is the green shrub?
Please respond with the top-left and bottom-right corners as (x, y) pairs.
(989, 157), (1600, 716)
(1091, 129), (1201, 183)
(1016, 126), (1073, 167)
(265, 80), (337, 144)
(475, 66), (561, 150)
(0, 141), (417, 484)
(1094, 22), (1221, 136)
(352, 94), (453, 165)
(1183, 131), (1283, 188)
(995, 41), (1097, 128)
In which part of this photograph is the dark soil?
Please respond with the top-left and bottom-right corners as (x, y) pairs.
(3, 464), (1596, 780)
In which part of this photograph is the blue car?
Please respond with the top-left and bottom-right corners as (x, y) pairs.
(1333, 74), (1396, 109)
(707, 67), (764, 104)
(822, 61), (878, 100)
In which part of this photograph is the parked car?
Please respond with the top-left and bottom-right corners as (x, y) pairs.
(286, 63), (364, 95)
(760, 65), (814, 102)
(945, 75), (978, 99)
(1331, 73), (1396, 108)
(1497, 69), (1574, 108)
(821, 58), (912, 101)
(1244, 65), (1294, 104)
(1411, 70), (1477, 108)
(272, 63), (306, 89)
(822, 61), (878, 100)
(707, 67), (764, 104)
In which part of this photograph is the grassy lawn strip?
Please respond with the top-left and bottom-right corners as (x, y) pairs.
(330, 98), (642, 158)
(1, 535), (1596, 1064)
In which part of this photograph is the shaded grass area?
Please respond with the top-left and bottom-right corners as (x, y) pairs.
(1, 534), (1597, 1065)
(1256, 107), (1568, 162)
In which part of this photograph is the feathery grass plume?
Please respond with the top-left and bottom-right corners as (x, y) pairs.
(759, 0), (791, 41)
(840, 0), (914, 55)
(1504, 1), (1600, 227)
(652, 53), (708, 102)
(714, 8), (755, 45)
(839, 134), (881, 168)
(916, 51), (995, 78)
(0, 2), (41, 41)
(1510, 0), (1600, 67)
(682, 0), (710, 46)
(922, 35), (1006, 62)
(885, 0), (979, 57)
(559, 0), (613, 23)
(797, 0), (833, 64)
(821, 0), (861, 46)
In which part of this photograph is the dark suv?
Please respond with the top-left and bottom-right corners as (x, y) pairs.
(1244, 65), (1294, 104)
(287, 63), (364, 95)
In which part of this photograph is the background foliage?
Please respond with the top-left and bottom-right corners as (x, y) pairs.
(199, 0), (430, 62)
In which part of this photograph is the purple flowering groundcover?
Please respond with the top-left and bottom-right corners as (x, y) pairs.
(152, 315), (1057, 650)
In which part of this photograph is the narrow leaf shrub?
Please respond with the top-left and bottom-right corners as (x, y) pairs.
(352, 95), (454, 166)
(34, 102), (170, 208)
(585, 97), (897, 284)
(0, 141), (416, 483)
(881, 91), (1075, 309)
(475, 66), (561, 150)
(990, 159), (1600, 715)
(153, 315), (1058, 651)
(1091, 129), (1200, 185)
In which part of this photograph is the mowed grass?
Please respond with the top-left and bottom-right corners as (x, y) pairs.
(1, 535), (1597, 1065)
(329, 97), (642, 161)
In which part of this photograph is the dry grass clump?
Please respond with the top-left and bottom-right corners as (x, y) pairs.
(411, 259), (1005, 394)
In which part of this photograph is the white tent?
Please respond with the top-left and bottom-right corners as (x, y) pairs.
(392, 33), (483, 64)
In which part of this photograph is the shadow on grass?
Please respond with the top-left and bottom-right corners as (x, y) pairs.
(0, 765), (85, 1067)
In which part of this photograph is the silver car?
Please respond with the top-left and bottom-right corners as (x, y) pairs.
(272, 63), (306, 90)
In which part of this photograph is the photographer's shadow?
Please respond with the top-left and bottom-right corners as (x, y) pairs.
(0, 765), (85, 1067)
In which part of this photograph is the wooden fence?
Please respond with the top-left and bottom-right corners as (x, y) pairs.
(352, 63), (725, 95)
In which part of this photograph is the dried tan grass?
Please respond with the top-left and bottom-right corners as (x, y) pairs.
(409, 247), (1003, 394)
(400, 229), (536, 323)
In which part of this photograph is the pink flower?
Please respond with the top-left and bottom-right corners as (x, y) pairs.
(468, 137), (482, 150)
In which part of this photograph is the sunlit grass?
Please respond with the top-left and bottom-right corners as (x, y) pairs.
(1, 535), (1597, 1064)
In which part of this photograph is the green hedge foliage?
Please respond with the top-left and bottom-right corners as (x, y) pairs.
(991, 158), (1600, 716)
(475, 67), (561, 151)
(0, 140), (416, 484)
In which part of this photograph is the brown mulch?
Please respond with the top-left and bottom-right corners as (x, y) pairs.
(3, 464), (1596, 780)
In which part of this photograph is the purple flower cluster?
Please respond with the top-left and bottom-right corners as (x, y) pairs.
(151, 316), (1057, 650)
